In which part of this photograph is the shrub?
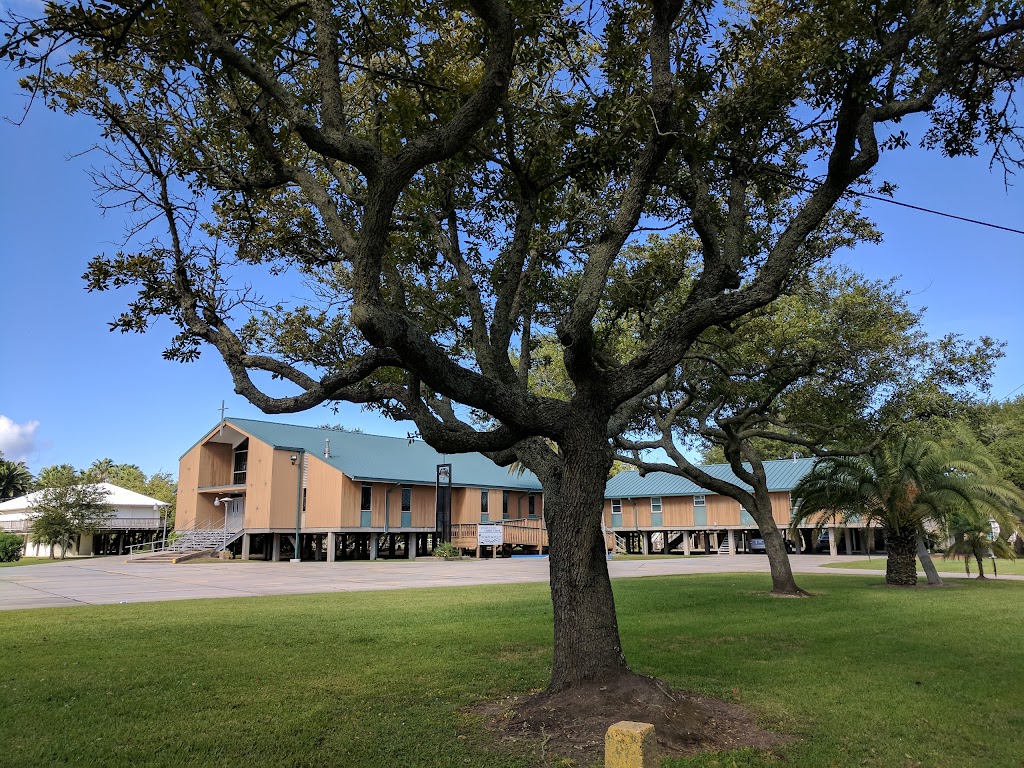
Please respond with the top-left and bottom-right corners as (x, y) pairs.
(0, 532), (24, 562)
(432, 541), (461, 559)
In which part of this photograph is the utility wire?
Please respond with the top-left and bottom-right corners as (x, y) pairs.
(854, 190), (1024, 235)
(763, 164), (1024, 236)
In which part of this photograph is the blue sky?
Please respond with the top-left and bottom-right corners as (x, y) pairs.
(1, 67), (1022, 478)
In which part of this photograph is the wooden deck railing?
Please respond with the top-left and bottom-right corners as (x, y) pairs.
(0, 518), (162, 532)
(450, 518), (615, 552)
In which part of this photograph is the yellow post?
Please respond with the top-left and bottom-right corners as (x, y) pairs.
(605, 721), (657, 768)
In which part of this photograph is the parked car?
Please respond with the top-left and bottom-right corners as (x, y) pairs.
(815, 532), (832, 552)
(749, 536), (795, 554)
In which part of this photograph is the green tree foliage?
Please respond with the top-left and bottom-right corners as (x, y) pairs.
(972, 397), (1024, 491)
(33, 464), (78, 490)
(80, 459), (177, 527)
(0, 454), (33, 500)
(28, 476), (113, 559)
(792, 435), (1024, 586)
(617, 266), (1000, 595)
(0, 531), (24, 562)
(5, 0), (1024, 691)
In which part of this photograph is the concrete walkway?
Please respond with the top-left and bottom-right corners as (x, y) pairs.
(0, 554), (1018, 611)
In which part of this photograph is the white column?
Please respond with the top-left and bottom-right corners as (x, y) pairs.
(682, 532), (691, 556)
(829, 527), (839, 557)
(327, 532), (336, 562)
(271, 533), (281, 562)
(407, 533), (417, 559)
(843, 527), (853, 555)
(369, 533), (379, 561)
(640, 532), (649, 555)
(240, 533), (251, 561)
(727, 529), (736, 556)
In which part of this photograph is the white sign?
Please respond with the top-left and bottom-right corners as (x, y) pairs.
(478, 525), (504, 546)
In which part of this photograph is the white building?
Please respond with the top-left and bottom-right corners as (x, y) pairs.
(0, 483), (169, 557)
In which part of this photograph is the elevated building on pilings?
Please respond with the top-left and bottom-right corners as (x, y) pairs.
(175, 418), (545, 561)
(603, 460), (881, 557)
(176, 419), (881, 561)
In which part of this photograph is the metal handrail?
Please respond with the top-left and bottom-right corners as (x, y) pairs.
(127, 521), (230, 559)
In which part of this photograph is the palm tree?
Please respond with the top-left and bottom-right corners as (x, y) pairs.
(944, 510), (1019, 579)
(0, 458), (33, 500)
(791, 435), (1024, 586)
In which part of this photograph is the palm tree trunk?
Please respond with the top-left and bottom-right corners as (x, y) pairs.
(974, 552), (987, 579)
(883, 525), (917, 586)
(916, 534), (943, 586)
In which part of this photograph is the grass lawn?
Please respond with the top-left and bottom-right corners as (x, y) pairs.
(0, 557), (56, 568)
(825, 556), (1024, 576)
(2, 575), (1022, 767)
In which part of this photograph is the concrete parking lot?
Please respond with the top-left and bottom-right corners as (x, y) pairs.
(0, 554), (1012, 610)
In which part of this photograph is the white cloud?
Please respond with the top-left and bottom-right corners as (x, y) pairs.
(0, 416), (40, 461)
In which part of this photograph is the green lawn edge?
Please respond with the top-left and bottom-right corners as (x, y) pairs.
(2, 573), (1021, 767)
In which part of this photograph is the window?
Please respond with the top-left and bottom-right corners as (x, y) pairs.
(360, 483), (372, 527)
(651, 497), (663, 527)
(502, 490), (510, 520)
(611, 499), (622, 528)
(693, 494), (706, 507)
(481, 490), (489, 523)
(401, 486), (412, 527)
(528, 494), (536, 518)
(232, 439), (248, 485)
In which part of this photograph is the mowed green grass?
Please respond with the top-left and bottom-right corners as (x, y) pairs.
(2, 575), (1022, 767)
(825, 556), (1024, 576)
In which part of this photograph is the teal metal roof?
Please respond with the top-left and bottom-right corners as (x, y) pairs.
(604, 457), (815, 498)
(226, 418), (542, 490)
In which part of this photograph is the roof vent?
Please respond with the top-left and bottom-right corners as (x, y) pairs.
(324, 437), (331, 458)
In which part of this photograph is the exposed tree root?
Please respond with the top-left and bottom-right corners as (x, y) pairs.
(475, 671), (787, 765)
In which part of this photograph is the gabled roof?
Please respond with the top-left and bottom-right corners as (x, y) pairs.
(224, 418), (542, 491)
(604, 457), (815, 498)
(0, 482), (169, 516)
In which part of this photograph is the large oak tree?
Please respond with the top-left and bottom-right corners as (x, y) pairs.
(4, 0), (1023, 692)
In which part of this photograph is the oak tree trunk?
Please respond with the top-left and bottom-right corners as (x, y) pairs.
(745, 500), (807, 596)
(883, 525), (918, 586)
(543, 424), (630, 691)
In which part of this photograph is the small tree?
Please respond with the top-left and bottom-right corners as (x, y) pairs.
(0, 532), (24, 562)
(28, 481), (113, 559)
(944, 512), (1020, 579)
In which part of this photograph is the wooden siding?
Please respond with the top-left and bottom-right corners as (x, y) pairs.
(241, 438), (274, 529)
(603, 491), (793, 529)
(198, 443), (233, 488)
(451, 487), (475, 524)
(268, 449), (302, 529)
(303, 455), (344, 528)
(176, 443), (201, 530)
(176, 443), (222, 530)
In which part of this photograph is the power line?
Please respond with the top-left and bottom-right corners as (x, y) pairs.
(1003, 382), (1024, 399)
(854, 191), (1024, 236)
(765, 165), (1024, 236)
